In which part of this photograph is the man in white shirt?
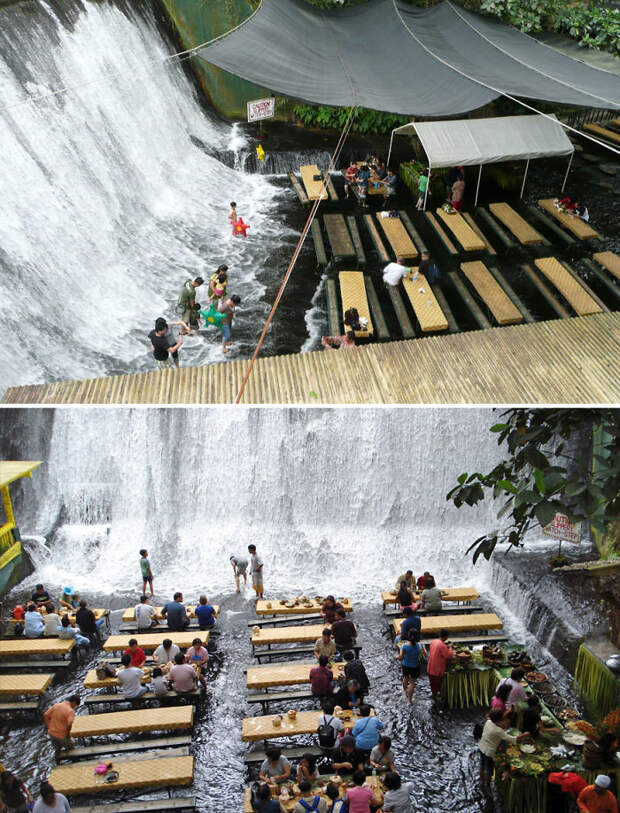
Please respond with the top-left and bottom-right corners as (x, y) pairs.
(383, 257), (412, 287)
(153, 639), (181, 667)
(248, 544), (264, 598)
(43, 604), (60, 637)
(116, 654), (148, 699)
(134, 595), (157, 630)
(479, 708), (531, 785)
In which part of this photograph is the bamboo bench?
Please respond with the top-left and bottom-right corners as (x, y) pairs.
(71, 799), (195, 813)
(248, 613), (323, 627)
(244, 745), (324, 766)
(0, 700), (40, 715)
(247, 689), (316, 713)
(84, 689), (201, 712)
(254, 644), (361, 664)
(383, 604), (484, 618)
(61, 735), (192, 762)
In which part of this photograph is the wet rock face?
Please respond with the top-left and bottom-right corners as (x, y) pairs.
(490, 547), (607, 672)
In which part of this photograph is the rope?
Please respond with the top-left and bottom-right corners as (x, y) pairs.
(392, 0), (620, 156)
(0, 0), (263, 116)
(234, 105), (358, 404)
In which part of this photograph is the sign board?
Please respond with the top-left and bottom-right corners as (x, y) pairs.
(247, 98), (275, 123)
(543, 513), (582, 543)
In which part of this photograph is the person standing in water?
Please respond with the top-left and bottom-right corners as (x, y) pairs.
(177, 276), (204, 325)
(248, 544), (264, 598)
(230, 554), (248, 593)
(139, 549), (154, 596)
(228, 202), (237, 224)
(219, 294), (241, 354)
(149, 318), (183, 370)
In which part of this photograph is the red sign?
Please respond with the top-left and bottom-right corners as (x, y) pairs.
(247, 98), (275, 123)
(543, 513), (582, 542)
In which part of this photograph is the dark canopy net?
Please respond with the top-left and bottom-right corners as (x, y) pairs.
(197, 0), (620, 117)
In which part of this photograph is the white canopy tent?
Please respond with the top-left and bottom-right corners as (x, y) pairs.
(387, 114), (575, 209)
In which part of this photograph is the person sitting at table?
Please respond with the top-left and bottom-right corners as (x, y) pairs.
(293, 779), (328, 813)
(369, 735), (396, 774)
(331, 608), (357, 655)
(325, 782), (347, 813)
(317, 697), (345, 750)
(489, 682), (512, 720)
(395, 570), (415, 591)
(331, 735), (365, 777)
(160, 592), (189, 631)
(343, 650), (370, 694)
(0, 769), (33, 812)
(32, 781), (72, 813)
(334, 678), (365, 711)
(321, 595), (343, 625)
(382, 771), (414, 813)
(259, 747), (291, 785)
(346, 769), (380, 813)
(75, 599), (105, 644)
(168, 652), (197, 694)
(42, 602), (60, 637)
(23, 603), (44, 638)
(314, 628), (337, 662)
(58, 587), (79, 611)
(296, 753), (318, 784)
(253, 782), (287, 813)
(496, 667), (528, 710)
(310, 654), (334, 699)
(123, 638), (146, 668)
(416, 572), (432, 590)
(43, 695), (80, 761)
(153, 638), (180, 670)
(116, 653), (148, 700)
(374, 160), (387, 181)
(574, 201), (589, 222)
(57, 615), (90, 650)
(521, 694), (560, 738)
(352, 704), (384, 760)
(356, 164), (371, 209)
(148, 667), (170, 700)
(344, 162), (358, 200)
(185, 637), (209, 689)
(31, 584), (51, 607)
(134, 594), (157, 630)
(194, 595), (217, 630)
(419, 577), (442, 613)
(399, 606), (421, 643)
(396, 581), (414, 610)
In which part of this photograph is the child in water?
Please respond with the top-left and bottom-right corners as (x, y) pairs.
(180, 303), (201, 335)
(228, 202), (237, 224)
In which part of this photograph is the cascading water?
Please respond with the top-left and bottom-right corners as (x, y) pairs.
(0, 0), (308, 390)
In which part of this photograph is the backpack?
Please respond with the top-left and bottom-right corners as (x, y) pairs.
(425, 261), (440, 285)
(300, 798), (320, 813)
(318, 715), (337, 748)
(96, 661), (116, 680)
(473, 722), (483, 740)
(330, 800), (348, 813)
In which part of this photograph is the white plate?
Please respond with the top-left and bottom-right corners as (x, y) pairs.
(563, 732), (587, 746)
(520, 744), (536, 754)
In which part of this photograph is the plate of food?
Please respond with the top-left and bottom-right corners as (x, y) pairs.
(525, 671), (547, 683)
(558, 708), (580, 721)
(520, 744), (536, 754)
(510, 759), (525, 770)
(563, 731), (587, 746)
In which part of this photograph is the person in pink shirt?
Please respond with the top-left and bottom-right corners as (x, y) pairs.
(426, 629), (454, 701)
(490, 682), (512, 719)
(346, 770), (382, 813)
(185, 637), (209, 688)
(496, 668), (528, 709)
(167, 652), (197, 694)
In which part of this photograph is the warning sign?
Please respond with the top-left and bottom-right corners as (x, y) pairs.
(543, 513), (582, 543)
(247, 98), (275, 122)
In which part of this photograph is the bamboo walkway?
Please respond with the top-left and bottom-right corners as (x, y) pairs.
(4, 313), (618, 405)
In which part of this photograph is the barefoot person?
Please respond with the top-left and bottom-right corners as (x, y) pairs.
(149, 318), (183, 370)
(321, 331), (355, 351)
(228, 202), (237, 224)
(139, 549), (154, 596)
(219, 294), (241, 354)
(177, 276), (204, 324)
(396, 637), (422, 703)
(248, 544), (264, 599)
(426, 629), (453, 702)
(230, 554), (248, 593)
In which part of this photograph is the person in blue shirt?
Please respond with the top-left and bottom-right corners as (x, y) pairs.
(356, 165), (371, 208)
(396, 638), (422, 702)
(161, 592), (189, 631)
(194, 595), (217, 630)
(23, 604), (44, 638)
(399, 606), (421, 644)
(351, 703), (384, 758)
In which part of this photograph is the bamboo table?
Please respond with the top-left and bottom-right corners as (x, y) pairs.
(376, 214), (418, 260)
(300, 165), (328, 201)
(71, 706), (194, 738)
(435, 209), (485, 251)
(401, 274), (448, 332)
(242, 708), (363, 742)
(246, 661), (346, 690)
(339, 271), (373, 338)
(243, 775), (384, 811)
(256, 599), (352, 616)
(593, 251), (620, 281)
(489, 203), (543, 245)
(103, 631), (208, 652)
(83, 668), (151, 690)
(381, 587), (480, 606)
(461, 261), (523, 325)
(0, 673), (53, 695)
(251, 625), (327, 648)
(7, 608), (108, 627)
(48, 755), (194, 796)
(538, 199), (598, 239)
(392, 612), (503, 638)
(534, 257), (602, 316)
(121, 605), (219, 622)
(0, 638), (75, 657)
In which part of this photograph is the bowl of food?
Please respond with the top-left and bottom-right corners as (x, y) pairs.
(266, 602), (273, 609)
(272, 715), (282, 727)
(525, 671), (547, 683)
(252, 625), (261, 635)
(287, 709), (297, 719)
(558, 708), (580, 721)
(520, 744), (536, 754)
(563, 731), (587, 747)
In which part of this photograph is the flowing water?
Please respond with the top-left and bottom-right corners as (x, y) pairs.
(0, 407), (588, 811)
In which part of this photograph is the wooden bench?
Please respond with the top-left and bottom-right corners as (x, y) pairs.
(339, 271), (373, 339)
(254, 644), (361, 664)
(401, 273), (448, 332)
(488, 203), (544, 245)
(246, 661), (346, 691)
(476, 207), (516, 249)
(384, 605), (484, 618)
(391, 612), (503, 639)
(48, 755), (194, 796)
(364, 276), (390, 341)
(460, 261), (524, 325)
(289, 172), (309, 206)
(103, 632), (208, 653)
(247, 689), (316, 713)
(593, 251), (620, 281)
(248, 613), (323, 627)
(399, 210), (427, 253)
(71, 706), (194, 738)
(534, 258), (603, 316)
(347, 216), (366, 266)
(363, 214), (390, 263)
(71, 799), (195, 813)
(300, 165), (328, 201)
(450, 273), (492, 330)
(0, 673), (53, 696)
(323, 171), (339, 203)
(0, 659), (71, 671)
(584, 123), (620, 145)
(0, 700), (40, 715)
(424, 212), (458, 255)
(311, 220), (327, 268)
(376, 214), (418, 260)
(435, 209), (485, 252)
(538, 199), (598, 240)
(244, 745), (323, 766)
(324, 214), (356, 261)
(84, 689), (201, 712)
(61, 735), (192, 762)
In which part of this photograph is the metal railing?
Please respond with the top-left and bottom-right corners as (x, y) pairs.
(566, 107), (616, 130)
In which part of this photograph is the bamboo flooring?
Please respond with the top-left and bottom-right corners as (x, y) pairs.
(460, 261), (523, 325)
(4, 314), (618, 405)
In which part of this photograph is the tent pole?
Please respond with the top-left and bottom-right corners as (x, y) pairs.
(561, 152), (574, 193)
(387, 130), (395, 167)
(423, 163), (431, 211)
(520, 159), (530, 199)
(474, 164), (482, 207)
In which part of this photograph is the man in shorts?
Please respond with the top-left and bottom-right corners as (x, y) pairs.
(149, 318), (183, 370)
(139, 549), (154, 596)
(248, 544), (264, 598)
(44, 694), (80, 761)
(380, 168), (398, 207)
(177, 276), (204, 324)
(356, 164), (371, 208)
(230, 555), (248, 593)
(219, 294), (241, 354)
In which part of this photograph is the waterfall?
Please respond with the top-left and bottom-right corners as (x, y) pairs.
(4, 407), (505, 600)
(0, 0), (297, 389)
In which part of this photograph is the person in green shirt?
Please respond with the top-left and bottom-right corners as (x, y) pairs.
(416, 171), (430, 211)
(139, 548), (154, 596)
(177, 277), (204, 324)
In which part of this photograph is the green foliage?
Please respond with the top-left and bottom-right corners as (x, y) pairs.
(446, 409), (620, 564)
(480, 0), (556, 33)
(555, 2), (620, 57)
(292, 104), (409, 135)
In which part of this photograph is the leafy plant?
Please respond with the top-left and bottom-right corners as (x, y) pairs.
(555, 2), (620, 57)
(446, 409), (619, 564)
(293, 104), (409, 135)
